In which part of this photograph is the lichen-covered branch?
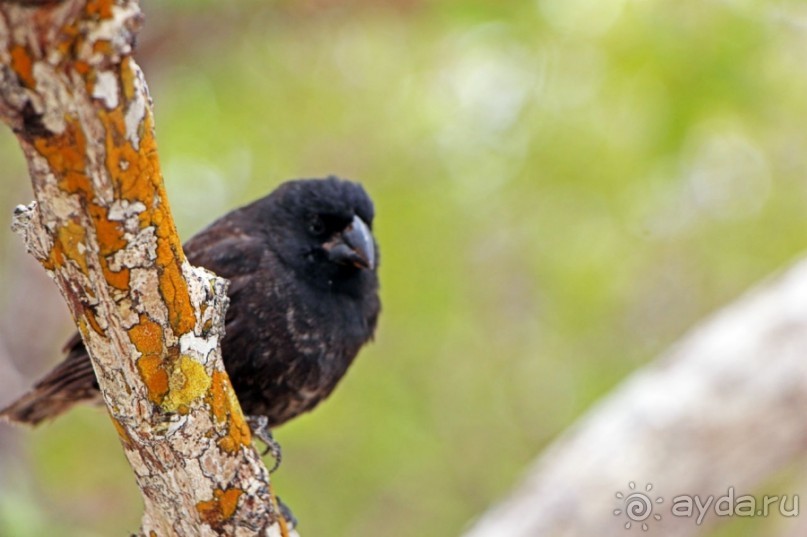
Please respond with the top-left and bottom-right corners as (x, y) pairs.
(0, 2), (294, 535)
(463, 258), (807, 537)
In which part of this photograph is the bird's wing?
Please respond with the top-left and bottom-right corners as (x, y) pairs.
(183, 225), (267, 298)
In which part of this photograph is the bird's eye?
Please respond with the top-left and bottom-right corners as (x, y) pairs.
(309, 217), (325, 235)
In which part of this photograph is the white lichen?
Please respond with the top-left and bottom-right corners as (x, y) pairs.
(124, 64), (148, 149)
(85, 3), (141, 62)
(179, 332), (220, 366)
(92, 70), (120, 109)
(108, 227), (157, 271)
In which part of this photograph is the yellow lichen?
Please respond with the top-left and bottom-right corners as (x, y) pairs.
(162, 355), (211, 412)
(132, 314), (209, 411)
(121, 58), (136, 101)
(56, 219), (89, 274)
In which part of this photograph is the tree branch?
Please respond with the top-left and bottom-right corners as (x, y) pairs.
(463, 258), (807, 537)
(0, 2), (295, 535)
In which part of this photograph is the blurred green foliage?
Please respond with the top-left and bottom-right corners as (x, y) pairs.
(2, 0), (807, 535)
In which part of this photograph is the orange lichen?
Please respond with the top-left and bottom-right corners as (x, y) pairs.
(104, 108), (149, 204)
(207, 370), (252, 453)
(99, 86), (194, 336)
(208, 371), (229, 425)
(129, 315), (163, 355)
(137, 355), (168, 405)
(33, 118), (92, 198)
(54, 17), (82, 59)
(131, 315), (168, 404)
(196, 487), (243, 528)
(109, 415), (133, 449)
(157, 238), (194, 335)
(89, 203), (126, 254)
(90, 191), (130, 291)
(100, 256), (130, 290)
(219, 416), (252, 455)
(31, 114), (134, 288)
(92, 39), (113, 56)
(85, 0), (114, 19)
(10, 44), (35, 88)
(83, 305), (104, 335)
(74, 60), (91, 76)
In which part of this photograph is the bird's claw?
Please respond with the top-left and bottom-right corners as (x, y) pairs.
(246, 415), (282, 472)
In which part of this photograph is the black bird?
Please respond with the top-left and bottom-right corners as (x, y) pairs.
(0, 177), (381, 460)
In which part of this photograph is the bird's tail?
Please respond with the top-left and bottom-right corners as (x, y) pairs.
(0, 387), (85, 425)
(0, 344), (100, 426)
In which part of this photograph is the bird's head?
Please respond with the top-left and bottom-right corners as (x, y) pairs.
(261, 177), (378, 292)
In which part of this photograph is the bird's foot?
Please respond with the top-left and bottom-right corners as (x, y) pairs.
(246, 415), (282, 472)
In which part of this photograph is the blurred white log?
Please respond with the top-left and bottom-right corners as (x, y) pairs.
(464, 257), (807, 537)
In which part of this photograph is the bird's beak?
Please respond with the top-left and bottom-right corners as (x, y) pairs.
(324, 215), (375, 270)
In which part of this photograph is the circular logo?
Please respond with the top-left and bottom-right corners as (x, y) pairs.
(614, 482), (663, 531)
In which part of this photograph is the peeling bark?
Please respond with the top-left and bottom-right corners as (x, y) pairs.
(0, 2), (296, 536)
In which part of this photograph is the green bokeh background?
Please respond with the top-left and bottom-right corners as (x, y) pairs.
(2, 1), (807, 536)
